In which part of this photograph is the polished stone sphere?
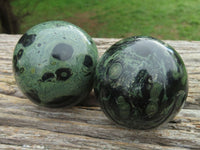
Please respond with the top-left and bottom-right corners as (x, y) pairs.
(13, 21), (98, 107)
(94, 36), (188, 130)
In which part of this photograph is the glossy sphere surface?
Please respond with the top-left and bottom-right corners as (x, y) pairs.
(95, 36), (188, 129)
(13, 21), (98, 107)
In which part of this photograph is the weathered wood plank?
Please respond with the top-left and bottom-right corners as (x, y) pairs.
(0, 34), (200, 149)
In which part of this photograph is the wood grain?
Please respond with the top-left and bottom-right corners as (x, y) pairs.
(0, 34), (199, 150)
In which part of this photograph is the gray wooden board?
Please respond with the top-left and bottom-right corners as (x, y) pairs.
(0, 34), (199, 150)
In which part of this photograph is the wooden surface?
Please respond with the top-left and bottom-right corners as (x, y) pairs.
(0, 34), (200, 150)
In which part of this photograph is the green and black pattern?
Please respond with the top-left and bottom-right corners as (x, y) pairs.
(94, 36), (188, 130)
(13, 21), (98, 108)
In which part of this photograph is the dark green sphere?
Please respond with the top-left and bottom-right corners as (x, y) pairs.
(94, 36), (188, 130)
(13, 21), (98, 108)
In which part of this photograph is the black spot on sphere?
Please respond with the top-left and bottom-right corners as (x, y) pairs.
(37, 43), (41, 47)
(41, 72), (55, 82)
(25, 89), (41, 104)
(14, 50), (25, 75)
(13, 55), (19, 74)
(13, 55), (17, 67)
(83, 55), (93, 68)
(19, 67), (24, 73)
(17, 49), (24, 59)
(18, 33), (36, 47)
(52, 43), (74, 61)
(55, 68), (72, 81)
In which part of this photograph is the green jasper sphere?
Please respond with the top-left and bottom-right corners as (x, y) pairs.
(13, 21), (98, 108)
(94, 36), (188, 130)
